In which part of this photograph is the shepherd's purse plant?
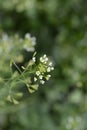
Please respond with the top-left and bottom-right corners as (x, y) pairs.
(0, 33), (54, 104)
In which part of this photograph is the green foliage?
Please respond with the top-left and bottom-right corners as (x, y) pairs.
(0, 0), (87, 130)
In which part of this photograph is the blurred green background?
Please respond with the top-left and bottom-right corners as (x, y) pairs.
(0, 0), (87, 130)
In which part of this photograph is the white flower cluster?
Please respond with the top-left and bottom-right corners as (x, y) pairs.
(33, 54), (54, 85)
(32, 57), (36, 62)
(40, 54), (54, 72)
(23, 33), (36, 52)
(40, 54), (48, 63)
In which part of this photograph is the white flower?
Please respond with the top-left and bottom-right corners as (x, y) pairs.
(45, 57), (48, 62)
(32, 57), (36, 62)
(44, 61), (47, 64)
(47, 75), (51, 78)
(49, 62), (52, 66)
(40, 80), (45, 84)
(36, 71), (40, 76)
(51, 67), (54, 70)
(46, 75), (51, 80)
(43, 54), (47, 58)
(40, 54), (48, 64)
(25, 33), (30, 39)
(40, 55), (48, 64)
(39, 75), (43, 79)
(35, 54), (54, 85)
(34, 77), (37, 82)
(47, 67), (51, 72)
(40, 57), (44, 63)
